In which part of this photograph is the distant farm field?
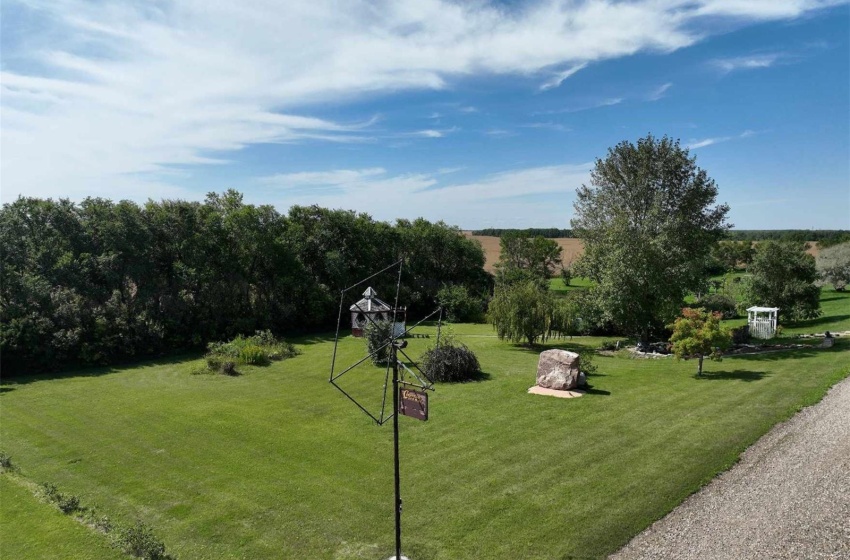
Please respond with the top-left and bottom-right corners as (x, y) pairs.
(463, 232), (819, 271)
(2, 288), (848, 559)
(463, 232), (585, 272)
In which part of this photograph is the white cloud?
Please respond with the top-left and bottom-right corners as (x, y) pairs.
(539, 63), (588, 91)
(688, 137), (729, 149)
(647, 82), (673, 101)
(711, 53), (784, 72)
(523, 122), (571, 132)
(1, 0), (840, 201)
(255, 162), (592, 226)
(687, 130), (757, 149)
(403, 128), (457, 138)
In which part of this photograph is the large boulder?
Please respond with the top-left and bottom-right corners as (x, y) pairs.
(536, 349), (582, 391)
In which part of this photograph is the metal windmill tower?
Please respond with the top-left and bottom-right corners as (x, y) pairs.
(329, 259), (441, 560)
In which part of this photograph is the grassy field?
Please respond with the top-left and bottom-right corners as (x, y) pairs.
(2, 304), (848, 558)
(0, 475), (123, 559)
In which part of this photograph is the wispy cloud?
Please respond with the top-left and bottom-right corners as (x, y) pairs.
(711, 53), (784, 73)
(536, 97), (624, 115)
(485, 128), (514, 137)
(647, 82), (673, 101)
(402, 127), (457, 138)
(522, 122), (571, 132)
(687, 130), (759, 149)
(255, 162), (592, 226)
(1, 0), (839, 201)
(539, 63), (588, 91)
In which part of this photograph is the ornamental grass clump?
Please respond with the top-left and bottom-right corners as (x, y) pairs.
(203, 330), (299, 373)
(420, 341), (481, 383)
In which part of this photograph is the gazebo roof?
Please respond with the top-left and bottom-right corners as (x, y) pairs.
(349, 286), (393, 313)
(746, 306), (779, 312)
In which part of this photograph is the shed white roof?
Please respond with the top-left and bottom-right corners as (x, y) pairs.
(746, 306), (779, 312)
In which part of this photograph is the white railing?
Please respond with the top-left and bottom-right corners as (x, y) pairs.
(750, 318), (775, 339)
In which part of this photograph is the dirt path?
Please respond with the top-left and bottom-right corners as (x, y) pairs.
(610, 374), (850, 560)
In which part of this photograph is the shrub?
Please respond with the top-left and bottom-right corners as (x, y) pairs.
(420, 342), (481, 382)
(0, 451), (13, 470)
(731, 325), (750, 344)
(696, 293), (738, 319)
(58, 494), (81, 514)
(205, 330), (299, 369)
(220, 361), (237, 376)
(40, 482), (61, 503)
(238, 344), (267, 365)
(578, 347), (598, 376)
(113, 521), (173, 560)
(364, 320), (393, 365)
(436, 284), (485, 323)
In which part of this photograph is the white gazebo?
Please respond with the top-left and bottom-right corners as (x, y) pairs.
(349, 287), (406, 338)
(746, 306), (779, 339)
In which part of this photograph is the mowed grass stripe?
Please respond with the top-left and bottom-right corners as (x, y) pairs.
(1, 324), (848, 559)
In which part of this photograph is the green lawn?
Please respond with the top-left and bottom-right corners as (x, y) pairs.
(0, 475), (123, 560)
(549, 276), (593, 296)
(2, 317), (848, 559)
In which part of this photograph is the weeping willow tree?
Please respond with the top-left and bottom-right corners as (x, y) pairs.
(487, 280), (553, 345)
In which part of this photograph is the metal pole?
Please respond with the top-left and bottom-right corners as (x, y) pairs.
(392, 344), (402, 559)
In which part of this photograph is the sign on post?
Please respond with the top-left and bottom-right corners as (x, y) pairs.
(398, 387), (428, 421)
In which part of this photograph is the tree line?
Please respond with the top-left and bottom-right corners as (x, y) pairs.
(725, 230), (850, 247)
(471, 228), (574, 238)
(0, 191), (489, 375)
(471, 228), (850, 248)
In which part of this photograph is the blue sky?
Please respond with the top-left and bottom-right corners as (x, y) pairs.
(2, 0), (848, 229)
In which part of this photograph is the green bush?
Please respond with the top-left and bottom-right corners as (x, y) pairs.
(40, 482), (61, 503)
(58, 494), (81, 514)
(420, 342), (481, 382)
(696, 293), (738, 319)
(220, 361), (237, 376)
(113, 521), (174, 560)
(205, 330), (299, 369)
(436, 284), (485, 323)
(239, 344), (267, 365)
(0, 451), (13, 470)
(364, 320), (393, 365)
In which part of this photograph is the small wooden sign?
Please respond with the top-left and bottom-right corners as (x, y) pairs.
(398, 388), (428, 421)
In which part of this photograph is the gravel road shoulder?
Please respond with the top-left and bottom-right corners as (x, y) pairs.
(610, 373), (850, 560)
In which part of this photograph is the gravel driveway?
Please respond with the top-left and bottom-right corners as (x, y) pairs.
(611, 374), (850, 560)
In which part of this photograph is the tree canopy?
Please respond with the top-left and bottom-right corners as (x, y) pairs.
(816, 241), (850, 292)
(669, 308), (732, 376)
(0, 192), (488, 374)
(746, 241), (821, 321)
(571, 134), (730, 344)
(495, 231), (563, 281)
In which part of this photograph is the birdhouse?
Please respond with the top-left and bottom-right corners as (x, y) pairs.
(350, 287), (407, 338)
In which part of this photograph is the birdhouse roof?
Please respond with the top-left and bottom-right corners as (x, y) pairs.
(350, 287), (393, 312)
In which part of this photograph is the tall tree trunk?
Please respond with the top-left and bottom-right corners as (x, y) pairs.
(697, 355), (704, 377)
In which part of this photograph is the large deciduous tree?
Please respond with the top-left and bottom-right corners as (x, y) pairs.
(496, 231), (563, 281)
(816, 241), (850, 291)
(572, 134), (730, 346)
(487, 280), (553, 346)
(747, 241), (821, 321)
